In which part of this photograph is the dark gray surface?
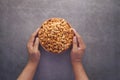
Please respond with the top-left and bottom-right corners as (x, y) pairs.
(0, 0), (120, 80)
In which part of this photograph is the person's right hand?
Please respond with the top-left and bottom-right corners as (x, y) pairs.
(70, 29), (86, 64)
(70, 29), (88, 80)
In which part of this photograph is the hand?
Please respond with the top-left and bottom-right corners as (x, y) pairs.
(71, 29), (86, 64)
(27, 28), (41, 65)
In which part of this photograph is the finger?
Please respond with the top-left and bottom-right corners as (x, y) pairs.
(34, 37), (40, 52)
(28, 28), (40, 46)
(72, 36), (78, 51)
(72, 28), (86, 49)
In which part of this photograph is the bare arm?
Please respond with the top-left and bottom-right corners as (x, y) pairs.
(71, 29), (89, 80)
(17, 28), (40, 80)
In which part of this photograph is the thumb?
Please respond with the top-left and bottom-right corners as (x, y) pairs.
(34, 37), (40, 51)
(72, 36), (77, 51)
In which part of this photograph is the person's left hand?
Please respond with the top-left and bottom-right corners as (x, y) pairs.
(27, 28), (41, 65)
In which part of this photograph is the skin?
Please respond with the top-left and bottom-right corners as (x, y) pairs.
(71, 29), (89, 80)
(17, 28), (88, 80)
(17, 28), (40, 80)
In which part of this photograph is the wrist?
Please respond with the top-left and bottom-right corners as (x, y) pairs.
(71, 62), (83, 71)
(28, 59), (39, 66)
(71, 61), (83, 66)
(28, 55), (40, 65)
(71, 59), (82, 65)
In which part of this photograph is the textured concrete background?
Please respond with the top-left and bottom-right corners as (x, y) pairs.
(0, 0), (120, 80)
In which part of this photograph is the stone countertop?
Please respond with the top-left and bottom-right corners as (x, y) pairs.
(0, 0), (120, 80)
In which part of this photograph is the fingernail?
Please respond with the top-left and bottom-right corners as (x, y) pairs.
(36, 37), (39, 40)
(73, 36), (76, 41)
(72, 28), (76, 32)
(72, 28), (75, 30)
(78, 47), (81, 50)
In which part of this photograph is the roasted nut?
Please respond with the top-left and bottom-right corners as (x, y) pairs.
(38, 18), (74, 54)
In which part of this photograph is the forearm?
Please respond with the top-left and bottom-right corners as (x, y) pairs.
(72, 62), (88, 80)
(17, 61), (38, 80)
